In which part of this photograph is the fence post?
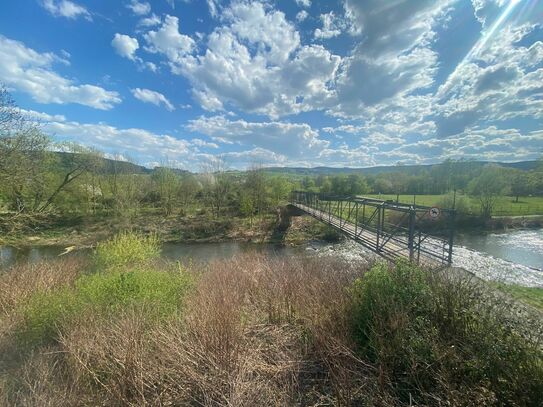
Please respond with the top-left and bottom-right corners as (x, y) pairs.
(408, 206), (416, 262)
(448, 209), (456, 265)
(354, 202), (359, 238)
(376, 205), (381, 251)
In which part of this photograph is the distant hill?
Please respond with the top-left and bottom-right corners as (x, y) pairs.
(53, 153), (539, 176)
(152, 166), (190, 176)
(263, 161), (539, 176)
(55, 152), (151, 174)
(55, 153), (194, 175)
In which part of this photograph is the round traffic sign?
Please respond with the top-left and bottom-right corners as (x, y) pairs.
(429, 207), (440, 219)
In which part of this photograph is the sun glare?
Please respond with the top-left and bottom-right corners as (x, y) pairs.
(466, 0), (522, 61)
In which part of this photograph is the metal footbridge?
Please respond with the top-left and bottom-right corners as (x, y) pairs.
(290, 191), (456, 266)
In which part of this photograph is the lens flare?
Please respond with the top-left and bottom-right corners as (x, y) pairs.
(465, 0), (522, 61)
(438, 0), (523, 97)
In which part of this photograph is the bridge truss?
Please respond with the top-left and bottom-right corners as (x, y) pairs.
(290, 191), (456, 266)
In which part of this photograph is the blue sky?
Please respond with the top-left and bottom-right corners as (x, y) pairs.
(0, 0), (542, 169)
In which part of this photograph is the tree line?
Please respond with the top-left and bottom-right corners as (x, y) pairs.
(1, 86), (541, 223)
(299, 160), (542, 198)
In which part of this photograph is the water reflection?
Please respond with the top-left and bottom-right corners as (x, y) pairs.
(0, 241), (304, 270)
(2, 229), (542, 287)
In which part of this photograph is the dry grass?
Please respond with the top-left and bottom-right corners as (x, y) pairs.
(1, 254), (376, 406)
(0, 257), (84, 317)
(1, 252), (541, 406)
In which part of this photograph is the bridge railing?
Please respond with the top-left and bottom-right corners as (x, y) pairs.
(290, 191), (455, 265)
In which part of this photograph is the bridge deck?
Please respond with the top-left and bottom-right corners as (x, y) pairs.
(292, 202), (442, 266)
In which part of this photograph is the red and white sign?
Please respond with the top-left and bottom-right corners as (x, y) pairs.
(429, 207), (440, 219)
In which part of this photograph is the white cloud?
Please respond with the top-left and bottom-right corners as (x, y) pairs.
(295, 0), (311, 8)
(138, 13), (161, 28)
(314, 12), (343, 39)
(0, 35), (121, 110)
(328, 0), (453, 120)
(191, 138), (219, 149)
(377, 126), (543, 164)
(222, 1), (300, 65)
(32, 111), (195, 166)
(19, 109), (67, 123)
(343, 0), (453, 56)
(24, 109), (294, 169)
(131, 88), (175, 111)
(144, 61), (158, 72)
(143, 15), (195, 63)
(435, 21), (543, 137)
(170, 1), (339, 117)
(187, 115), (329, 158)
(41, 0), (91, 20)
(111, 33), (139, 60)
(222, 147), (287, 165)
(296, 10), (308, 22)
(126, 0), (151, 16)
(207, 0), (220, 18)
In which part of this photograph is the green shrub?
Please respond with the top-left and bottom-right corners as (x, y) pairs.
(437, 192), (471, 214)
(21, 266), (192, 345)
(93, 231), (160, 271)
(321, 225), (342, 242)
(349, 261), (543, 405)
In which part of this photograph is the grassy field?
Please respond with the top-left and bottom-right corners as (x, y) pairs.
(494, 283), (543, 310)
(365, 194), (543, 216)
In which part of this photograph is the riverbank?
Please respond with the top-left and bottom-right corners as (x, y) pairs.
(3, 206), (542, 249)
(0, 210), (338, 248)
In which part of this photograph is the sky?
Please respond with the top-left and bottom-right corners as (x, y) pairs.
(0, 0), (542, 170)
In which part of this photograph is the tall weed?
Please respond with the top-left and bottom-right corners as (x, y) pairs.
(93, 231), (160, 271)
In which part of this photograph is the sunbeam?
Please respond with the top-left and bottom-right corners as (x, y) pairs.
(465, 0), (522, 61)
(438, 0), (523, 98)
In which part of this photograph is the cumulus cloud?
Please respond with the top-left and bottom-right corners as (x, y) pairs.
(296, 10), (308, 22)
(434, 17), (543, 137)
(207, 0), (221, 18)
(40, 0), (91, 20)
(111, 33), (139, 60)
(23, 0), (543, 167)
(295, 0), (311, 8)
(131, 88), (175, 111)
(331, 0), (453, 119)
(29, 110), (196, 166)
(143, 15), (195, 63)
(343, 0), (453, 55)
(126, 0), (151, 16)
(164, 1), (339, 117)
(138, 13), (161, 28)
(314, 12), (344, 39)
(24, 109), (293, 169)
(0, 35), (121, 110)
(187, 115), (329, 158)
(191, 138), (219, 149)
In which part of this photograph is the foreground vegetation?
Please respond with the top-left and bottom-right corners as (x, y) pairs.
(1, 232), (542, 406)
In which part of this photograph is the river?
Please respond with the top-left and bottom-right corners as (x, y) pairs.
(1, 229), (542, 287)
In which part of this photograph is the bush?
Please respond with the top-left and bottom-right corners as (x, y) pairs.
(21, 266), (192, 345)
(93, 231), (160, 270)
(321, 225), (343, 242)
(19, 231), (189, 345)
(350, 261), (543, 405)
(437, 192), (471, 214)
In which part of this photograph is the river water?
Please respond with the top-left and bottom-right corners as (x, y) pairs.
(1, 229), (542, 287)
